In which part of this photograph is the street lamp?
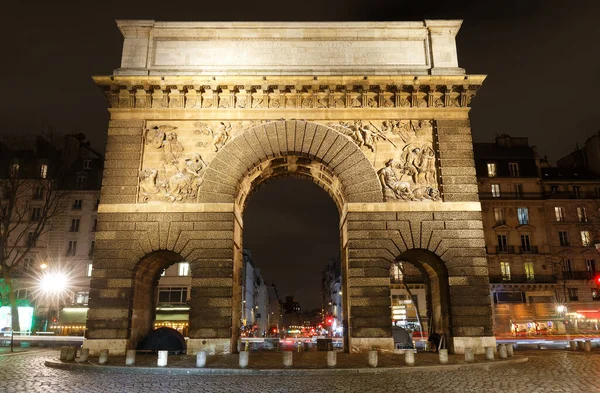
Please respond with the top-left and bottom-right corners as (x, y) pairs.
(37, 269), (72, 332)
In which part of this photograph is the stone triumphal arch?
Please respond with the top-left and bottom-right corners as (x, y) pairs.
(84, 20), (494, 355)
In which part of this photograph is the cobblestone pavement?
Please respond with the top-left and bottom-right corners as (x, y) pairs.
(1, 349), (599, 392)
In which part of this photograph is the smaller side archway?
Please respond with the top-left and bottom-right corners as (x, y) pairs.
(129, 250), (186, 349)
(395, 249), (452, 349)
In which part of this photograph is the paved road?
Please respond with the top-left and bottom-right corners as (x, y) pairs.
(1, 349), (599, 392)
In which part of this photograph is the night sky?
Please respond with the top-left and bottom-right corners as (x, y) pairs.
(3, 0), (599, 309)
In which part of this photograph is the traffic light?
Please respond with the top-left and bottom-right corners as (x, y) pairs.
(326, 317), (334, 325)
(594, 274), (600, 286)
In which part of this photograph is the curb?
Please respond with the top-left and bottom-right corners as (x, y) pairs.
(45, 356), (529, 375)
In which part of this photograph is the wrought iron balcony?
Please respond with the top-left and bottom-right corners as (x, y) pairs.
(488, 274), (557, 284)
(495, 245), (516, 254)
(561, 271), (594, 280)
(519, 246), (539, 254)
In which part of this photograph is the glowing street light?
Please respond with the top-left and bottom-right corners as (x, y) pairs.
(39, 271), (69, 294)
(556, 305), (567, 314)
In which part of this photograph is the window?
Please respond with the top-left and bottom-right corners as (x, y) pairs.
(10, 164), (19, 176)
(69, 218), (80, 232)
(33, 186), (44, 200)
(72, 199), (82, 209)
(568, 288), (579, 302)
(89, 241), (95, 256)
(157, 287), (189, 305)
(66, 240), (77, 256)
(558, 231), (569, 246)
(500, 262), (511, 280)
(572, 186), (581, 199)
(497, 234), (508, 252)
(554, 207), (565, 222)
(581, 231), (592, 247)
(517, 207), (529, 225)
(30, 207), (41, 221)
(76, 176), (87, 190)
(494, 208), (505, 225)
(491, 184), (501, 197)
(39, 164), (48, 179)
(86, 263), (93, 277)
(83, 160), (91, 169)
(586, 259), (596, 276)
(596, 187), (600, 199)
(577, 207), (588, 222)
(487, 163), (497, 177)
(592, 289), (600, 301)
(178, 262), (190, 276)
(524, 262), (535, 281)
(508, 162), (519, 177)
(92, 218), (98, 232)
(15, 289), (31, 300)
(26, 232), (37, 247)
(521, 235), (531, 252)
(390, 263), (403, 283)
(74, 292), (89, 305)
(514, 184), (523, 198)
(550, 185), (559, 193)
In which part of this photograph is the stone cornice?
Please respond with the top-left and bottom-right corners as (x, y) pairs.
(93, 75), (485, 110)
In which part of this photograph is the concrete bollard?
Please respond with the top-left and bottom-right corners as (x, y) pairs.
(59, 346), (68, 361)
(405, 349), (415, 366)
(157, 350), (168, 367)
(464, 348), (474, 363)
(77, 348), (89, 363)
(485, 346), (495, 361)
(98, 349), (109, 365)
(438, 349), (448, 364)
(577, 341), (585, 351)
(498, 344), (507, 359)
(569, 341), (577, 351)
(327, 351), (337, 367)
(196, 351), (207, 368)
(283, 351), (293, 368)
(65, 347), (77, 362)
(125, 349), (136, 366)
(584, 340), (592, 352)
(368, 350), (378, 368)
(239, 351), (249, 368)
(506, 343), (514, 358)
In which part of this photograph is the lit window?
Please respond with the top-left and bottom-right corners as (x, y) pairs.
(86, 263), (93, 277)
(558, 231), (569, 246)
(487, 163), (496, 177)
(517, 207), (529, 225)
(577, 207), (587, 222)
(178, 262), (190, 276)
(581, 231), (592, 247)
(508, 162), (519, 177)
(524, 262), (534, 281)
(592, 289), (600, 301)
(500, 262), (511, 280)
(554, 207), (565, 222)
(494, 208), (505, 224)
(491, 184), (501, 197)
(39, 164), (48, 179)
(75, 292), (89, 305)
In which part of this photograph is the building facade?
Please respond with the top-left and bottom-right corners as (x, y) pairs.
(475, 135), (600, 336)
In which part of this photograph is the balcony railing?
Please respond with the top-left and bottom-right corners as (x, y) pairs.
(562, 271), (595, 280)
(495, 245), (516, 254)
(493, 245), (541, 254)
(518, 246), (539, 254)
(489, 274), (557, 284)
(545, 191), (599, 200)
(480, 191), (600, 200)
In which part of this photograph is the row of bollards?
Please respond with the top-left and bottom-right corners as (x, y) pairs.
(60, 343), (524, 369)
(569, 340), (592, 352)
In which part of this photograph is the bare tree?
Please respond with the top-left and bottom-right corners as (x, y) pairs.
(0, 169), (65, 332)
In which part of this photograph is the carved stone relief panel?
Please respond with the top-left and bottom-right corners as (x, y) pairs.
(137, 119), (440, 203)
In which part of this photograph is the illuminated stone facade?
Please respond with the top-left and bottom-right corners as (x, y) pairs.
(84, 20), (494, 355)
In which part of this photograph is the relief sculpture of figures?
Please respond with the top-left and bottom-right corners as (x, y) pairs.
(194, 121), (232, 152)
(162, 132), (184, 165)
(139, 168), (160, 202)
(328, 120), (395, 152)
(145, 125), (177, 149)
(378, 159), (415, 201)
(165, 153), (206, 201)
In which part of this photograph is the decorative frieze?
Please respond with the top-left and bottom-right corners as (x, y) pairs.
(97, 79), (482, 110)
